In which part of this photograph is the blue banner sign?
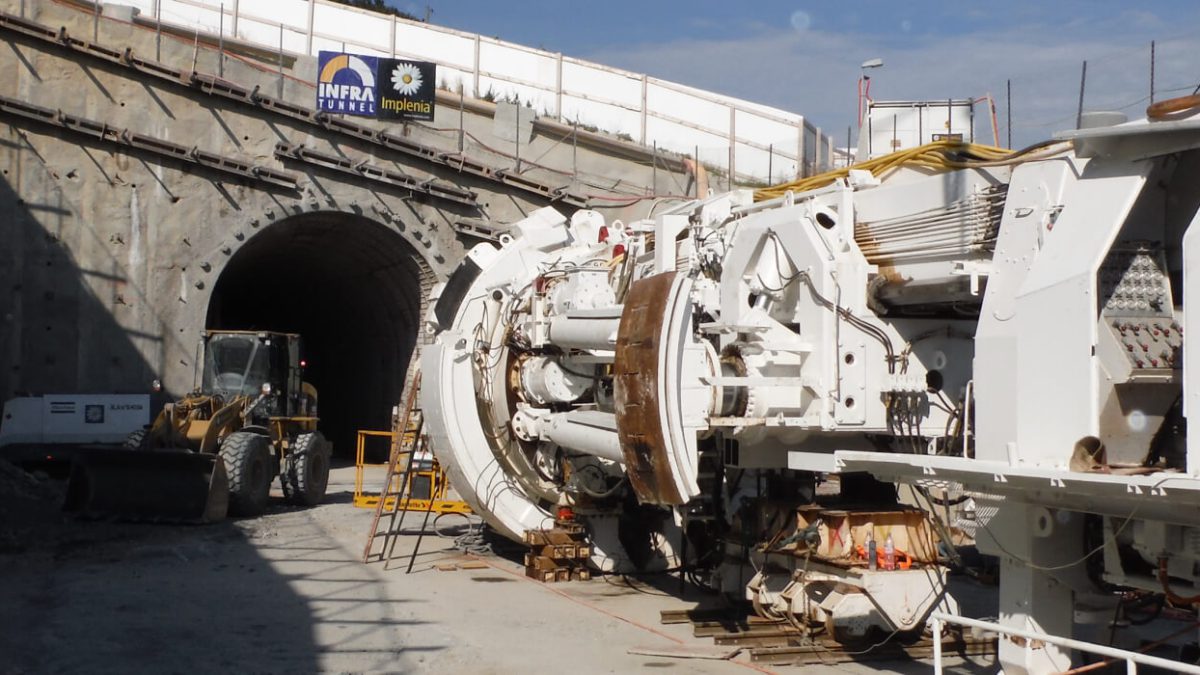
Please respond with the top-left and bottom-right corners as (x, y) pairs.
(316, 51), (379, 116)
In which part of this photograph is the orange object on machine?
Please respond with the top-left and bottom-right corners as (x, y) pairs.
(855, 543), (912, 570)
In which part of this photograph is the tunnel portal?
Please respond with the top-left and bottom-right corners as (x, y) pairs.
(206, 212), (424, 458)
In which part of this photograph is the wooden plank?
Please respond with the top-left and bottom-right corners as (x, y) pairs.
(627, 644), (742, 660)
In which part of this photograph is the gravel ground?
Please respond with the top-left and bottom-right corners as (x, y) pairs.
(0, 461), (997, 674)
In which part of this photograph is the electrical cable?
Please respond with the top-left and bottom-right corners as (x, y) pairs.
(1158, 557), (1200, 606)
(755, 139), (1070, 202)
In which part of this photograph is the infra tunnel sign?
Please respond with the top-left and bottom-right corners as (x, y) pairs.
(317, 51), (379, 116)
(316, 51), (436, 121)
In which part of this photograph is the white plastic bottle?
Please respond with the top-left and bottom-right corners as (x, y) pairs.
(884, 533), (896, 571)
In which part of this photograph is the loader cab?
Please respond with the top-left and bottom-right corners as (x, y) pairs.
(200, 331), (307, 419)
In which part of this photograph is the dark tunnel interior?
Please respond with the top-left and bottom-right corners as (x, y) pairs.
(206, 212), (423, 459)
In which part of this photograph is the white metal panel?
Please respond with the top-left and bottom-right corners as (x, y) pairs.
(0, 398), (42, 446)
(236, 16), (287, 46)
(350, 44), (389, 58)
(1183, 209), (1200, 473)
(281, 25), (307, 53)
(561, 61), (641, 108)
(312, 3), (390, 52)
(433, 66), (470, 94)
(39, 395), (150, 444)
(1009, 161), (1148, 467)
(560, 95), (640, 141)
(238, 0), (310, 30)
(1011, 279), (1099, 467)
(159, 0), (221, 32)
(736, 141), (798, 183)
(313, 29), (389, 55)
(118, 0), (156, 15)
(479, 41), (557, 92)
(973, 157), (1076, 464)
(0, 395), (150, 446)
(1020, 166), (1149, 294)
(864, 101), (973, 159)
(646, 83), (729, 135)
(479, 77), (555, 116)
(735, 109), (801, 151)
(644, 114), (727, 152)
(393, 23), (475, 69)
(309, 35), (348, 55)
(653, 79), (802, 126)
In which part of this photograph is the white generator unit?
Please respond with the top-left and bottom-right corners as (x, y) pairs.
(860, 98), (976, 159)
(1, 394), (151, 462)
(422, 98), (1200, 672)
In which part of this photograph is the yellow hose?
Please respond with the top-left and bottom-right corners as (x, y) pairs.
(754, 139), (1038, 202)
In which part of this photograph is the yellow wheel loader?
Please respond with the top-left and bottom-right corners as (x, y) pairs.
(64, 331), (331, 522)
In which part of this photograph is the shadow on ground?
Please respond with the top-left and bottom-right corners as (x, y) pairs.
(0, 462), (442, 673)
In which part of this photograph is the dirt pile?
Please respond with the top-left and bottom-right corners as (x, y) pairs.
(0, 458), (66, 553)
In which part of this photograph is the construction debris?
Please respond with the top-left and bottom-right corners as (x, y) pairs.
(0, 458), (65, 553)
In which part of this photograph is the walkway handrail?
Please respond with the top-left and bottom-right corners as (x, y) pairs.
(929, 612), (1200, 675)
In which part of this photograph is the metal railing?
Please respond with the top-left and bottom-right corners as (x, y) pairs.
(930, 612), (1200, 674)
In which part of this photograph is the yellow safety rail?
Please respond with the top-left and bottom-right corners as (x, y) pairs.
(353, 429), (471, 515)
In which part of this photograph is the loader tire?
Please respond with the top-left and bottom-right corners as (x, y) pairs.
(283, 431), (331, 507)
(220, 432), (273, 517)
(122, 428), (149, 451)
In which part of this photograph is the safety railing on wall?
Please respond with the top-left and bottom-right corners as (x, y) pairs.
(94, 0), (834, 184)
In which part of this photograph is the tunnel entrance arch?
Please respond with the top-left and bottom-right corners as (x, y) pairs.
(206, 211), (428, 459)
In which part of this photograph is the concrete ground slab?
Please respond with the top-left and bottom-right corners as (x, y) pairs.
(0, 464), (997, 674)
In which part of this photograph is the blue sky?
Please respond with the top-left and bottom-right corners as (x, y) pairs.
(389, 1), (1200, 148)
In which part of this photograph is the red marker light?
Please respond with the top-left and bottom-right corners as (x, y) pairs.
(300, 359), (307, 368)
(597, 226), (610, 243)
(612, 243), (626, 259)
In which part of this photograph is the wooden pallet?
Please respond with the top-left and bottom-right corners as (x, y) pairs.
(523, 520), (591, 583)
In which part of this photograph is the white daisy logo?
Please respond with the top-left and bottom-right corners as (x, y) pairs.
(391, 63), (423, 96)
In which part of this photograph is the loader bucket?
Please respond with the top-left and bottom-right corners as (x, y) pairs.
(63, 450), (229, 523)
